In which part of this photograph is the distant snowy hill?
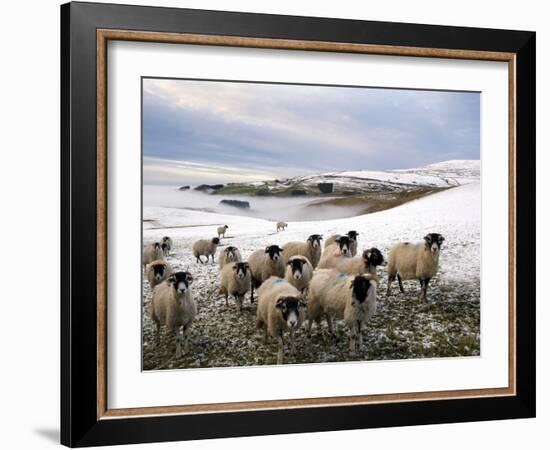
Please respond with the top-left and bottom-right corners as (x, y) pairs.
(215, 159), (480, 196)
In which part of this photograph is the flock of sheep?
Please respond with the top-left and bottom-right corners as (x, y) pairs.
(142, 224), (445, 365)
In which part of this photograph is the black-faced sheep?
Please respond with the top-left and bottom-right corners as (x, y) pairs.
(146, 259), (173, 290)
(217, 225), (229, 238)
(282, 234), (323, 268)
(151, 271), (196, 357)
(192, 237), (220, 264)
(248, 245), (285, 302)
(256, 277), (307, 364)
(284, 256), (314, 296)
(386, 233), (445, 302)
(307, 269), (378, 354)
(218, 245), (242, 269)
(319, 248), (384, 277)
(219, 262), (251, 312)
(276, 221), (288, 232)
(318, 235), (353, 267)
(325, 230), (359, 256)
(143, 242), (164, 270)
(161, 236), (173, 256)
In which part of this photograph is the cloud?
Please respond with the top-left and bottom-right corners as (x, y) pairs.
(143, 78), (479, 185)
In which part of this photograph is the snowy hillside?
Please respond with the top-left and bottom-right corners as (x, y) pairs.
(214, 159), (480, 196)
(142, 180), (481, 370)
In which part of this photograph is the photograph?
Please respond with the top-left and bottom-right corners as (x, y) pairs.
(141, 78), (481, 370)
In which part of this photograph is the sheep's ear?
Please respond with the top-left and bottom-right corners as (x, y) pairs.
(439, 236), (445, 243)
(424, 235), (431, 243)
(232, 264), (238, 271)
(287, 260), (293, 266)
(167, 274), (176, 284)
(298, 300), (307, 309)
(265, 246), (271, 253)
(275, 298), (285, 309)
(185, 273), (194, 285)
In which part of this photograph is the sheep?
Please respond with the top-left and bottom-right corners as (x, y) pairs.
(319, 248), (384, 277)
(143, 242), (164, 270)
(276, 221), (288, 232)
(161, 236), (173, 256)
(256, 277), (307, 364)
(146, 259), (173, 290)
(318, 235), (353, 267)
(192, 237), (220, 264)
(218, 245), (242, 269)
(325, 230), (359, 256)
(219, 262), (251, 311)
(284, 255), (314, 296)
(217, 225), (229, 238)
(282, 234), (323, 268)
(307, 269), (378, 354)
(386, 233), (445, 302)
(248, 245), (285, 302)
(150, 271), (196, 357)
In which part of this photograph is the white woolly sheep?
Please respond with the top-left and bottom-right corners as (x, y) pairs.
(282, 234), (323, 268)
(161, 236), (173, 256)
(146, 259), (173, 290)
(151, 271), (196, 357)
(218, 245), (242, 269)
(219, 262), (251, 311)
(192, 237), (220, 264)
(248, 245), (286, 302)
(319, 236), (352, 264)
(276, 221), (288, 232)
(325, 230), (359, 256)
(143, 242), (164, 270)
(256, 277), (307, 364)
(386, 233), (445, 301)
(319, 248), (384, 277)
(284, 255), (314, 296)
(217, 225), (229, 238)
(307, 269), (378, 354)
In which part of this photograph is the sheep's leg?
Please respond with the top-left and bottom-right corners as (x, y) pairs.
(357, 320), (363, 349)
(386, 274), (396, 297)
(236, 295), (243, 312)
(349, 326), (357, 354)
(420, 278), (431, 302)
(276, 331), (284, 364)
(182, 325), (190, 354)
(196, 256), (203, 264)
(326, 314), (335, 337)
(225, 293), (229, 307)
(263, 325), (268, 344)
(289, 329), (296, 355)
(174, 327), (182, 358)
(397, 274), (405, 293)
(154, 321), (161, 346)
(250, 280), (255, 303)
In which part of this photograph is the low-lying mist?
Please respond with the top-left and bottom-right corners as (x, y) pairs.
(143, 185), (366, 221)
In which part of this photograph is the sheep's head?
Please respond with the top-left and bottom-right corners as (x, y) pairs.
(224, 225), (229, 230)
(265, 245), (283, 261)
(152, 262), (167, 282)
(307, 234), (323, 249)
(363, 248), (384, 267)
(424, 233), (445, 253)
(225, 246), (238, 261)
(168, 271), (193, 295)
(287, 257), (306, 280)
(350, 275), (375, 304)
(275, 296), (307, 329)
(232, 262), (249, 279)
(161, 236), (171, 244)
(212, 237), (220, 245)
(161, 243), (169, 254)
(347, 230), (359, 241)
(153, 242), (161, 250)
(335, 235), (351, 256)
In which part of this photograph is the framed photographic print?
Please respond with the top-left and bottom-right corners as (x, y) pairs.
(61, 1), (536, 447)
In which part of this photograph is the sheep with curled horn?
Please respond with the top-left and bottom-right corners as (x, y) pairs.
(218, 246), (242, 269)
(150, 271), (196, 357)
(248, 245), (285, 303)
(386, 233), (445, 302)
(282, 234), (323, 268)
(325, 230), (359, 256)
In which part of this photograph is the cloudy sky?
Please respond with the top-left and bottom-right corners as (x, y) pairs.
(143, 78), (479, 185)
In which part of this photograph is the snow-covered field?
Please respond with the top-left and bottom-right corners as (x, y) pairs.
(142, 178), (481, 370)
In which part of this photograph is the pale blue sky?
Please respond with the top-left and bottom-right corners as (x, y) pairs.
(143, 78), (480, 185)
